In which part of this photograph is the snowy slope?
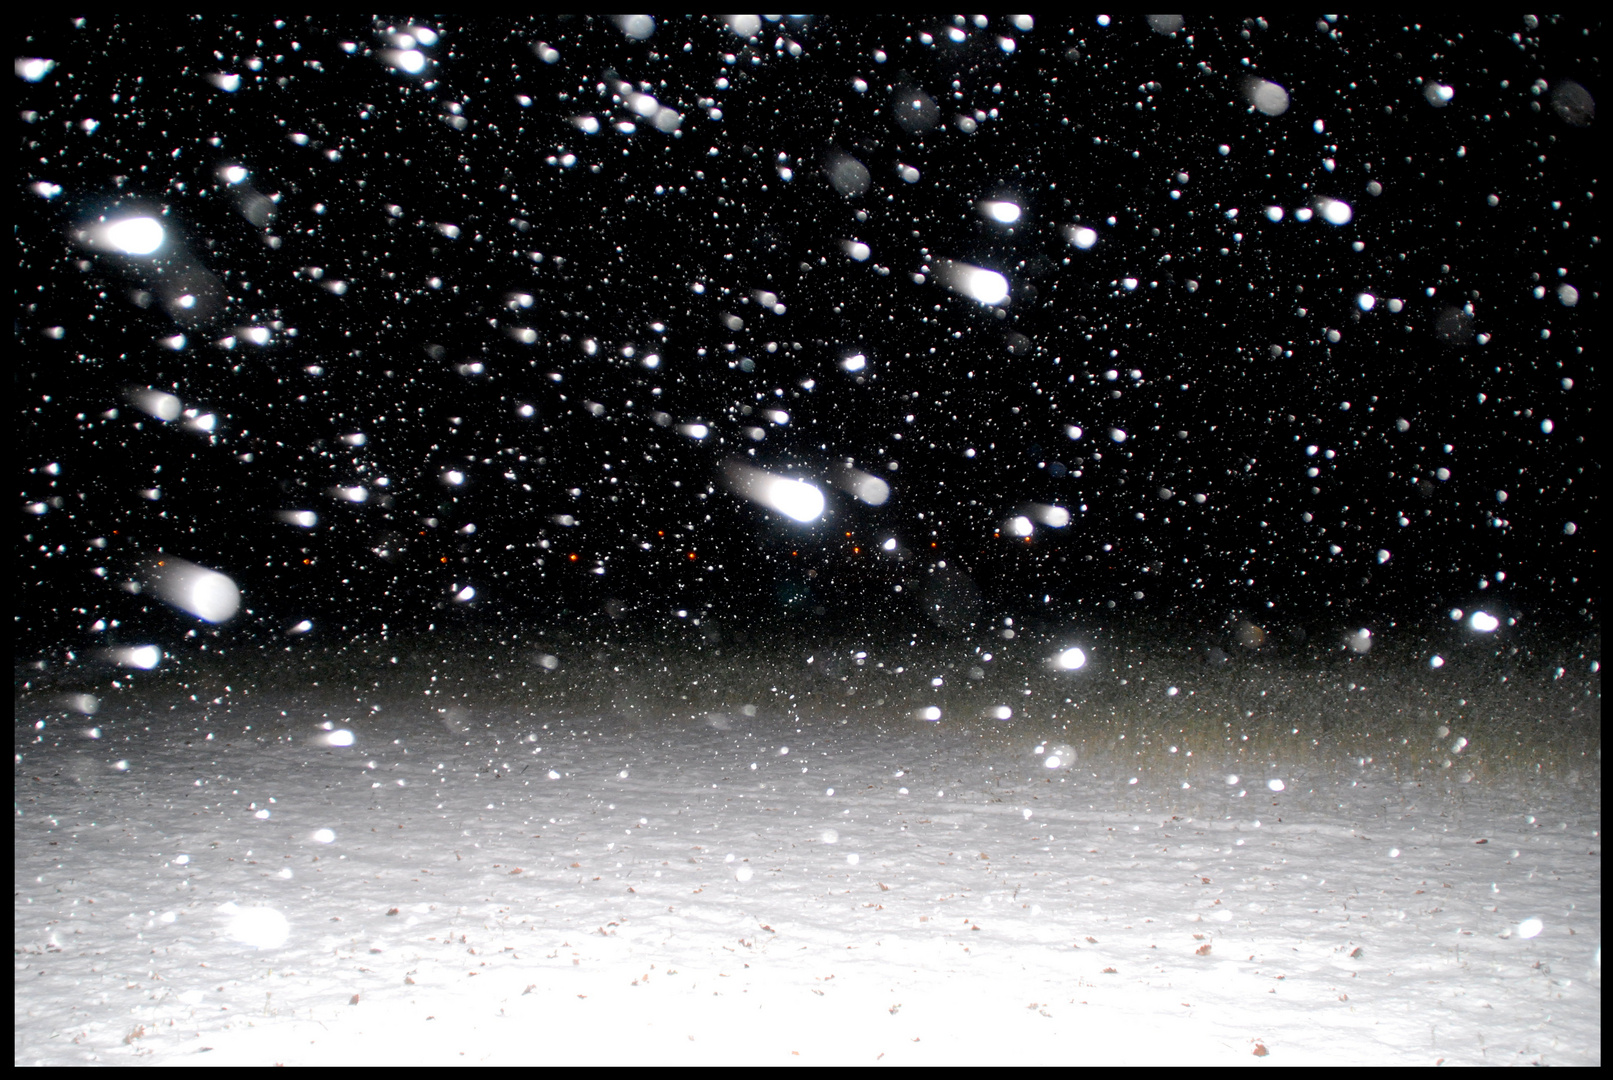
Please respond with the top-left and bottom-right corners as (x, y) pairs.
(14, 670), (1600, 1065)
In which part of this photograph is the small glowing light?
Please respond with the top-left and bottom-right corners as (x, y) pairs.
(1357, 292), (1376, 311)
(394, 49), (427, 74)
(1067, 225), (1098, 249)
(221, 164), (248, 185)
(1055, 647), (1087, 671)
(1469, 611), (1499, 633)
(1265, 205), (1285, 222)
(1430, 655), (1445, 668)
(221, 904), (290, 950)
(114, 645), (162, 670)
(1008, 515), (1033, 537)
(1424, 82), (1455, 107)
(838, 468), (889, 506)
(841, 353), (867, 372)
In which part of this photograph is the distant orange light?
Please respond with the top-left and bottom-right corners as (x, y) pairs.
(440, 556), (448, 563)
(852, 547), (861, 554)
(569, 553), (579, 562)
(687, 551), (697, 560)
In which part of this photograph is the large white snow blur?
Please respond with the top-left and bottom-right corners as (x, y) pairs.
(942, 262), (1010, 305)
(979, 199), (1022, 224)
(1054, 646), (1087, 670)
(1246, 78), (1290, 116)
(833, 465), (890, 506)
(142, 557), (241, 623)
(726, 463), (825, 523)
(1318, 198), (1354, 225)
(105, 216), (165, 255)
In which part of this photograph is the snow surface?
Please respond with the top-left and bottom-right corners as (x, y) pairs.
(15, 661), (1600, 1065)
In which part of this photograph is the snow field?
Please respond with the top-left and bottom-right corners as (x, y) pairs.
(14, 642), (1601, 1064)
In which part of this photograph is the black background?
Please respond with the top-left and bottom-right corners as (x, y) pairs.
(15, 15), (1599, 659)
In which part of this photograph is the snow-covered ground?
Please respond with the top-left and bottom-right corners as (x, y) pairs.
(15, 643), (1601, 1065)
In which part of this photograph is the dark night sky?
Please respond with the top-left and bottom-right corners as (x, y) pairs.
(15, 15), (1600, 660)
